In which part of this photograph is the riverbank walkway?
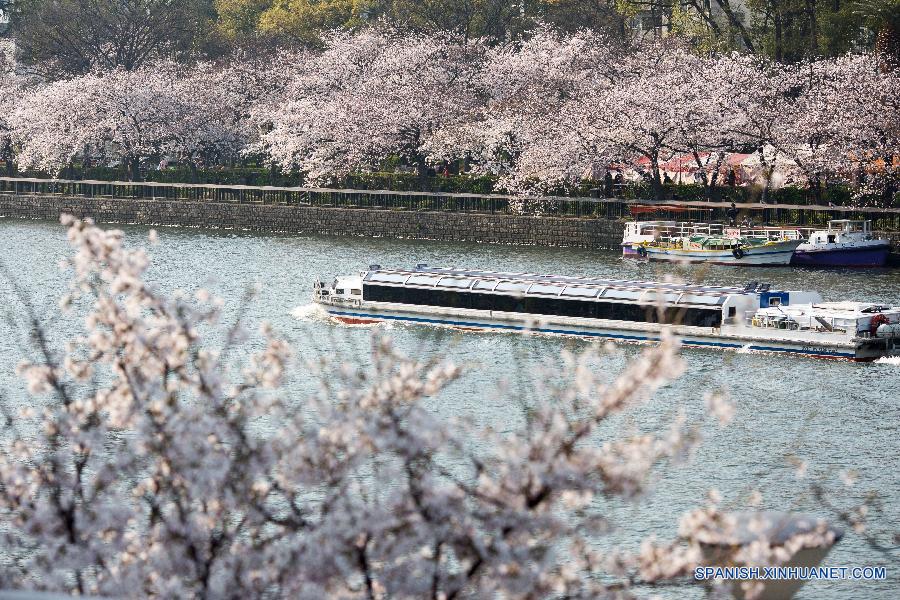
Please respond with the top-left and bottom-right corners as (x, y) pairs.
(3, 176), (900, 232)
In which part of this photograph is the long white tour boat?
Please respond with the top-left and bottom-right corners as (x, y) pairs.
(312, 265), (900, 361)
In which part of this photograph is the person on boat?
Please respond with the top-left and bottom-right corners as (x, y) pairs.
(727, 201), (738, 226)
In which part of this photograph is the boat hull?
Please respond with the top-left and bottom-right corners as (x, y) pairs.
(792, 242), (890, 267)
(644, 241), (801, 266)
(320, 304), (895, 362)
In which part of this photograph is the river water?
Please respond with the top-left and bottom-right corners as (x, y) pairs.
(1, 218), (898, 598)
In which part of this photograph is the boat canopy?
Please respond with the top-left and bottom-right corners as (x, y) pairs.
(362, 266), (762, 307)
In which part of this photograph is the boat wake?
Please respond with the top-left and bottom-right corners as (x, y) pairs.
(875, 356), (900, 366)
(292, 304), (386, 328)
(290, 303), (329, 322)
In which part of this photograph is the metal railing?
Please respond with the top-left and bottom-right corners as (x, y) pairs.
(3, 176), (900, 231)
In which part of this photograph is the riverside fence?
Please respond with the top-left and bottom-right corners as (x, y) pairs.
(3, 176), (900, 231)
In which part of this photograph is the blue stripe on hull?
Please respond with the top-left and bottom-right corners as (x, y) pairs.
(324, 309), (857, 359)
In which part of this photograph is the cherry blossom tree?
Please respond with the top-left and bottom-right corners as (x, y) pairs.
(9, 73), (106, 176)
(475, 39), (731, 200)
(3, 29), (898, 205)
(188, 51), (306, 171)
(429, 27), (623, 195)
(0, 44), (27, 175)
(10, 62), (241, 179)
(668, 53), (759, 197)
(258, 28), (484, 185)
(598, 44), (719, 200)
(772, 55), (900, 204)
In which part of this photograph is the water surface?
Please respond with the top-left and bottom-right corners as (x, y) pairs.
(1, 219), (897, 598)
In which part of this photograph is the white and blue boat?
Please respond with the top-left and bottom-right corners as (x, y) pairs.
(313, 265), (900, 361)
(792, 220), (891, 267)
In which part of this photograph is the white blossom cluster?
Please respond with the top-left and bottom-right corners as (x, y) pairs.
(2, 27), (898, 201)
(0, 216), (772, 597)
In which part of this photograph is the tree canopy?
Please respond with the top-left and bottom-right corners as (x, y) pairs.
(10, 0), (217, 77)
(6, 0), (898, 72)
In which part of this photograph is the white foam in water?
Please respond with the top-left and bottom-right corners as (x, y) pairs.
(875, 356), (900, 366)
(290, 303), (328, 322)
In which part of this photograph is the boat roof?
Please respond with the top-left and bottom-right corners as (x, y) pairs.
(628, 220), (678, 227)
(362, 265), (765, 306)
(760, 301), (900, 319)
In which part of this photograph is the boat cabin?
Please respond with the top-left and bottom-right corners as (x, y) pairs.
(807, 220), (874, 245)
(339, 266), (816, 330)
(750, 302), (900, 337)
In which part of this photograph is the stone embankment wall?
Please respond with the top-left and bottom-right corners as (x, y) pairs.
(0, 194), (626, 249)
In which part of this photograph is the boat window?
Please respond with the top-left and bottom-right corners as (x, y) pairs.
(640, 291), (681, 304)
(368, 273), (409, 283)
(407, 275), (441, 286)
(769, 297), (781, 306)
(335, 289), (344, 295)
(561, 287), (599, 298)
(728, 307), (736, 317)
(678, 294), (723, 306)
(495, 281), (530, 294)
(362, 285), (722, 327)
(351, 289), (361, 296)
(437, 277), (474, 289)
(473, 280), (499, 291)
(601, 289), (643, 301)
(529, 284), (565, 295)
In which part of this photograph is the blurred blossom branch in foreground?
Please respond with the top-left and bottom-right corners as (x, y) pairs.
(0, 217), (871, 599)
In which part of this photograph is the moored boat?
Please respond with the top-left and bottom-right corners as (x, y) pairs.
(792, 220), (891, 267)
(623, 221), (804, 265)
(641, 234), (803, 266)
(621, 221), (677, 256)
(312, 265), (900, 361)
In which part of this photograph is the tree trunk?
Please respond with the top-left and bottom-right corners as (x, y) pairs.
(773, 2), (784, 62)
(415, 154), (430, 191)
(702, 151), (727, 201)
(758, 148), (773, 204)
(804, 0), (819, 56)
(712, 0), (757, 53)
(648, 150), (665, 201)
(1, 141), (14, 176)
(811, 174), (823, 205)
(130, 156), (141, 182)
